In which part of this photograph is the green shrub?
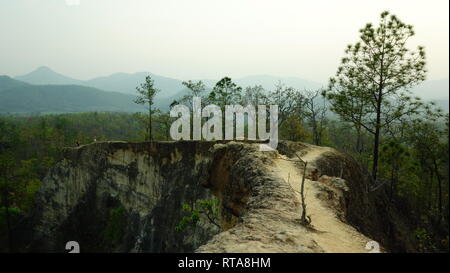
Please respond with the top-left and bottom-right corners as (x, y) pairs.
(175, 199), (220, 231)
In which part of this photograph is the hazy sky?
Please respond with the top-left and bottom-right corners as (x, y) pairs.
(0, 0), (448, 83)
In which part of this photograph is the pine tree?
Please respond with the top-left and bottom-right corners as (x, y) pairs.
(324, 11), (427, 181)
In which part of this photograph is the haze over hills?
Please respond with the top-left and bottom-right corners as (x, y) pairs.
(11, 67), (329, 112)
(14, 67), (326, 98)
(15, 67), (184, 99)
(0, 75), (30, 91)
(15, 66), (84, 86)
(230, 75), (323, 91)
(85, 72), (185, 99)
(197, 75), (323, 92)
(4, 67), (449, 114)
(0, 76), (144, 114)
(411, 78), (449, 101)
(411, 79), (449, 112)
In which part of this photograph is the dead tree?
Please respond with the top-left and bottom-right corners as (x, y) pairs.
(304, 89), (327, 146)
(295, 153), (311, 226)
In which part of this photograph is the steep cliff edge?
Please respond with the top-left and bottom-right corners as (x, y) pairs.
(19, 141), (414, 252)
(27, 141), (220, 252)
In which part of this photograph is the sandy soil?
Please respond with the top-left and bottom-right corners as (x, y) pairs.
(273, 146), (375, 253)
(197, 143), (380, 253)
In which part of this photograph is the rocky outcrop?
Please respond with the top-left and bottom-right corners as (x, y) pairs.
(19, 141), (414, 252)
(28, 141), (220, 252)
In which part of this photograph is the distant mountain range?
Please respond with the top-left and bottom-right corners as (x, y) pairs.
(15, 66), (83, 86)
(14, 66), (325, 98)
(0, 66), (447, 114)
(14, 66), (185, 99)
(0, 76), (144, 114)
(85, 72), (185, 99)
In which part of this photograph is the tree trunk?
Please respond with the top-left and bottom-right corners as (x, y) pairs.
(300, 161), (308, 224)
(356, 127), (362, 154)
(372, 88), (383, 182)
(313, 121), (319, 145)
(372, 125), (381, 181)
(148, 104), (152, 141)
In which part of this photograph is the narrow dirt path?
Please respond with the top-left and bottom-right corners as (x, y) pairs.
(273, 147), (375, 253)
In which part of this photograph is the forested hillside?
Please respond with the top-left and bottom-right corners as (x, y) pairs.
(1, 81), (448, 252)
(0, 77), (145, 113)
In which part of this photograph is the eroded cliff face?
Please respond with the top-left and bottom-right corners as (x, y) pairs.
(21, 141), (414, 252)
(29, 141), (220, 252)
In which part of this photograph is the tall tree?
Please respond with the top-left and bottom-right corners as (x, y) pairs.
(208, 77), (243, 138)
(406, 117), (448, 218)
(176, 80), (207, 109)
(134, 76), (160, 141)
(324, 11), (427, 181)
(208, 77), (242, 108)
(304, 89), (328, 146)
(242, 85), (268, 106)
(269, 82), (305, 127)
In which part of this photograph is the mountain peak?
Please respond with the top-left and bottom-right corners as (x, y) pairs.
(15, 66), (82, 85)
(35, 66), (54, 72)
